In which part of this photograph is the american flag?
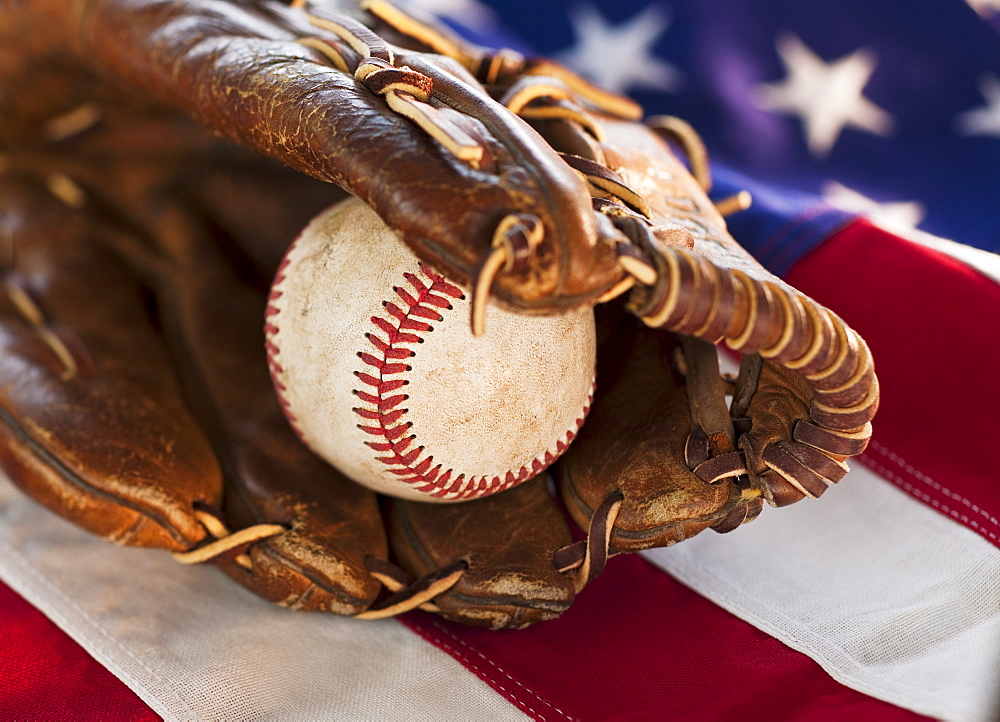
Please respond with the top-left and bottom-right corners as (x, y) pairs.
(1, 2), (998, 720)
(446, 0), (1000, 258)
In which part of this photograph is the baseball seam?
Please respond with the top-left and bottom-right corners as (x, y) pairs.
(265, 247), (311, 449)
(353, 263), (592, 501)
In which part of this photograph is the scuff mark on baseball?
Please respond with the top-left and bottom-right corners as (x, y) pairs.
(265, 197), (596, 503)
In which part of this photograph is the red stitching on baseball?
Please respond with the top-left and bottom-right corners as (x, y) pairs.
(265, 239), (312, 449)
(354, 264), (593, 500)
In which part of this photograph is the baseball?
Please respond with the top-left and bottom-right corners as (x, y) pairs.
(265, 197), (596, 503)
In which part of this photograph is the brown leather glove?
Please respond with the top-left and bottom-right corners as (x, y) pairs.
(352, 1), (879, 593)
(0, 0), (877, 629)
(552, 115), (878, 563)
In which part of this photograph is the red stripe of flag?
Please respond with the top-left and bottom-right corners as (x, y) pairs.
(786, 220), (1000, 548)
(403, 555), (930, 721)
(0, 582), (158, 720)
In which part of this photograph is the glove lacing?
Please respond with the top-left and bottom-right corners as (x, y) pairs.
(290, 0), (875, 597)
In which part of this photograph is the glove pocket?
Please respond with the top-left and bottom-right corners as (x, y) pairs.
(0, 176), (222, 550)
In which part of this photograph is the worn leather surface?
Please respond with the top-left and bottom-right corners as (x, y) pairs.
(64, 0), (623, 312)
(390, 477), (576, 629)
(559, 307), (738, 552)
(153, 202), (387, 614)
(0, 0), (878, 626)
(0, 176), (221, 551)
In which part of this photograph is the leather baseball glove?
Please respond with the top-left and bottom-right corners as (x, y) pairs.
(0, 0), (877, 629)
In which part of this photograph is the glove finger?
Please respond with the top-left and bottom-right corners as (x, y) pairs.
(558, 306), (741, 554)
(55, 0), (624, 312)
(595, 116), (878, 475)
(153, 202), (387, 616)
(525, 102), (876, 558)
(606, 123), (876, 508)
(627, 245), (877, 508)
(0, 174), (221, 550)
(730, 344), (875, 508)
(388, 476), (577, 630)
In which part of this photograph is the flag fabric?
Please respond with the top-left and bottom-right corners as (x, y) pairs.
(1, 1), (998, 720)
(4, 218), (997, 722)
(457, 0), (1000, 256)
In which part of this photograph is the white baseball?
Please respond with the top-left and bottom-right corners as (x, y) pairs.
(265, 197), (596, 503)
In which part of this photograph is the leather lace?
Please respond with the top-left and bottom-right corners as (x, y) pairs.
(281, 0), (875, 602)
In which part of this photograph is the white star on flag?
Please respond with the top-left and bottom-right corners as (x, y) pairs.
(754, 33), (894, 158)
(965, 0), (1000, 18)
(822, 181), (925, 232)
(955, 74), (1000, 137)
(555, 2), (682, 95)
